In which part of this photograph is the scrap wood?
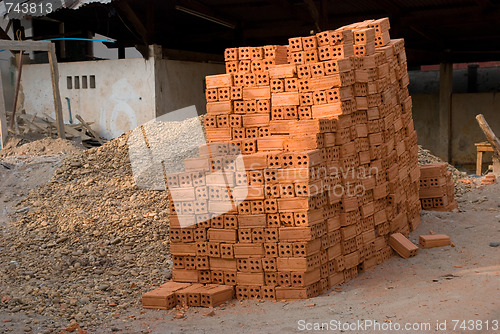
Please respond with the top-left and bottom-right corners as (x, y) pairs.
(476, 114), (500, 158)
(75, 114), (103, 144)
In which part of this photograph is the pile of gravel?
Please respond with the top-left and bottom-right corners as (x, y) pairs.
(0, 133), (171, 332)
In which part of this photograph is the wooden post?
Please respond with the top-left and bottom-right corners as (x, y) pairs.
(9, 51), (23, 129)
(47, 43), (66, 139)
(0, 74), (8, 149)
(476, 114), (500, 157)
(439, 62), (453, 163)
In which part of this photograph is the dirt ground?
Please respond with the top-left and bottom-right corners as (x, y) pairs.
(1, 148), (499, 333)
(101, 183), (500, 334)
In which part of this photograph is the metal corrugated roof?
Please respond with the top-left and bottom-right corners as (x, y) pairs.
(1, 0), (113, 19)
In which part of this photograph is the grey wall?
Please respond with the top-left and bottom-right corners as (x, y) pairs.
(412, 93), (500, 168)
(155, 59), (225, 117)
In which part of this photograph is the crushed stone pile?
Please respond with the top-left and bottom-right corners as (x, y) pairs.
(0, 136), (85, 158)
(0, 133), (171, 331)
(418, 145), (473, 197)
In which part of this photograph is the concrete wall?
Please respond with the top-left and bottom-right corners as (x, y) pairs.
(155, 59), (224, 117)
(20, 53), (225, 140)
(20, 58), (156, 139)
(412, 93), (500, 167)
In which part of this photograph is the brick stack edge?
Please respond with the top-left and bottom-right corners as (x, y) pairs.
(143, 17), (423, 309)
(419, 163), (458, 211)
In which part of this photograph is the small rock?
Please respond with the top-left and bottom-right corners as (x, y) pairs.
(204, 309), (215, 317)
(110, 238), (121, 245)
(489, 242), (500, 247)
(174, 311), (185, 319)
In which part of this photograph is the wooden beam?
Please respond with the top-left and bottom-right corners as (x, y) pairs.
(409, 24), (441, 45)
(0, 40), (51, 52)
(476, 114), (500, 157)
(439, 62), (453, 163)
(175, 0), (238, 29)
(146, 0), (155, 44)
(47, 43), (66, 139)
(0, 25), (11, 40)
(319, 0), (328, 30)
(115, 0), (149, 45)
(9, 51), (23, 130)
(303, 0), (321, 31)
(162, 48), (224, 62)
(75, 114), (103, 144)
(0, 71), (7, 149)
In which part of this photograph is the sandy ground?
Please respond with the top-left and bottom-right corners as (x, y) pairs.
(101, 184), (500, 334)
(0, 155), (65, 227)
(0, 155), (499, 333)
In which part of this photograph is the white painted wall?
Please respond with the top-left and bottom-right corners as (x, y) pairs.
(19, 46), (226, 140)
(20, 58), (156, 139)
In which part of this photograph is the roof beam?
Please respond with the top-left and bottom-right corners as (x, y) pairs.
(115, 0), (149, 45)
(474, 0), (494, 9)
(174, 0), (238, 29)
(303, 0), (321, 31)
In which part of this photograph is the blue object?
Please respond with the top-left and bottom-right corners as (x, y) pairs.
(65, 97), (73, 124)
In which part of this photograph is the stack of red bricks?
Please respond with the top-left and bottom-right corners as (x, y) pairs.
(143, 17), (423, 308)
(419, 163), (458, 211)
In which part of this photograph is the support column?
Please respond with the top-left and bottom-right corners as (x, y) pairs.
(439, 62), (453, 163)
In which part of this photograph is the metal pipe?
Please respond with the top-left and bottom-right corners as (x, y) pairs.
(65, 97), (73, 124)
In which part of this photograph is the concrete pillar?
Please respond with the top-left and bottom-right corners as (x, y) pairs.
(467, 64), (478, 93)
(439, 62), (453, 163)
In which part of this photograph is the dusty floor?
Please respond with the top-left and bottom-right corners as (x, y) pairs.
(98, 183), (500, 334)
(1, 152), (499, 333)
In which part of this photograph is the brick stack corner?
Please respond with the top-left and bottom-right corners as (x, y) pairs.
(419, 163), (458, 211)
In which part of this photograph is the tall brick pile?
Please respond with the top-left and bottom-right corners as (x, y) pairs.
(143, 17), (422, 308)
(419, 163), (458, 211)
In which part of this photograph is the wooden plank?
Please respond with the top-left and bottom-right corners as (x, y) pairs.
(9, 51), (23, 129)
(0, 40), (51, 52)
(116, 0), (149, 45)
(75, 114), (103, 144)
(47, 43), (66, 139)
(0, 73), (7, 149)
(476, 150), (483, 175)
(476, 114), (500, 157)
